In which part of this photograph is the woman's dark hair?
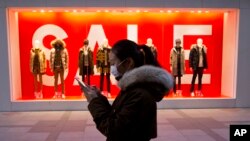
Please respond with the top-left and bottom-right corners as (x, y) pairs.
(138, 44), (160, 67)
(112, 39), (160, 67)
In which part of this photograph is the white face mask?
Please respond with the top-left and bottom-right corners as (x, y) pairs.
(110, 59), (127, 78)
(111, 65), (121, 78)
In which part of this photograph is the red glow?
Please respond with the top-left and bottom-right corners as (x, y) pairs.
(18, 12), (223, 99)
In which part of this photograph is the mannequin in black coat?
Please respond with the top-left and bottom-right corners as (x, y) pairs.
(189, 38), (208, 96)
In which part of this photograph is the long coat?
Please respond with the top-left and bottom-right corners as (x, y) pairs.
(78, 46), (94, 75)
(88, 65), (173, 141)
(30, 48), (46, 74)
(170, 46), (185, 76)
(189, 44), (208, 70)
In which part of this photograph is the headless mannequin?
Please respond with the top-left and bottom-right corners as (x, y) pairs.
(170, 39), (185, 96)
(79, 39), (94, 85)
(146, 38), (157, 59)
(189, 38), (208, 96)
(30, 40), (46, 99)
(96, 39), (111, 97)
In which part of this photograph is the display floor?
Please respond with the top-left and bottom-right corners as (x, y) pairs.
(16, 94), (230, 101)
(1, 108), (249, 141)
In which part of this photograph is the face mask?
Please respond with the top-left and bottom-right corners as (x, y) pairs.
(110, 59), (127, 79)
(111, 65), (121, 78)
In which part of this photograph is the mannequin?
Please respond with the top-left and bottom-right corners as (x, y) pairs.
(78, 39), (94, 85)
(189, 38), (208, 96)
(145, 38), (157, 59)
(50, 39), (69, 99)
(96, 38), (111, 97)
(30, 40), (46, 99)
(170, 38), (185, 96)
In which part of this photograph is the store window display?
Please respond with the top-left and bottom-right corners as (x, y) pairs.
(29, 40), (46, 99)
(189, 38), (208, 97)
(170, 39), (185, 96)
(78, 39), (94, 85)
(14, 10), (226, 101)
(145, 38), (157, 59)
(96, 39), (111, 97)
(50, 39), (69, 99)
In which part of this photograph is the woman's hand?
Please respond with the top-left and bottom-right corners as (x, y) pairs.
(84, 86), (100, 102)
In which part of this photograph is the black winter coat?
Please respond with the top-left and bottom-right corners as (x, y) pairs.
(189, 44), (208, 70)
(88, 65), (173, 141)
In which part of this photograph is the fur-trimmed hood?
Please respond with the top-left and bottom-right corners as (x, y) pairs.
(118, 65), (173, 101)
(51, 39), (66, 49)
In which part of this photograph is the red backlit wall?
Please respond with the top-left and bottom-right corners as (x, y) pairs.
(18, 12), (223, 99)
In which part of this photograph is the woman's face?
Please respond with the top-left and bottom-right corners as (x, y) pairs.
(109, 51), (133, 75)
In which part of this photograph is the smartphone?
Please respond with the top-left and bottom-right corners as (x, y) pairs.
(75, 77), (90, 93)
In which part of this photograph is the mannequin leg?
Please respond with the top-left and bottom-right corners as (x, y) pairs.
(54, 70), (59, 93)
(100, 73), (104, 91)
(34, 73), (39, 98)
(198, 68), (204, 91)
(60, 70), (65, 97)
(87, 74), (90, 85)
(178, 76), (181, 90)
(173, 76), (177, 94)
(190, 69), (198, 95)
(82, 75), (85, 83)
(34, 73), (38, 93)
(38, 73), (43, 98)
(87, 66), (90, 85)
(106, 73), (111, 93)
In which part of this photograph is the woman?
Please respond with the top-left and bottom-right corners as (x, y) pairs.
(82, 39), (173, 141)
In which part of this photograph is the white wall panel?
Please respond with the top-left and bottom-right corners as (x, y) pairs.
(236, 9), (250, 107)
(164, 0), (202, 8)
(202, 0), (240, 8)
(240, 0), (250, 9)
(0, 8), (11, 111)
(86, 0), (125, 7)
(0, 0), (5, 7)
(46, 0), (86, 7)
(125, 0), (165, 7)
(6, 0), (46, 7)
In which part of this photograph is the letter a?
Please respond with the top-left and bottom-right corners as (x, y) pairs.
(234, 129), (241, 136)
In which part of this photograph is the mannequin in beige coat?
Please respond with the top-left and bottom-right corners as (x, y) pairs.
(170, 39), (185, 96)
(30, 40), (46, 99)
